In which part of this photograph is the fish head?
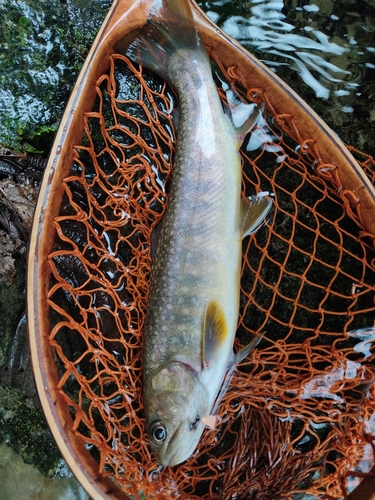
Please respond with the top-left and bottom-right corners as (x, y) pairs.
(144, 360), (209, 466)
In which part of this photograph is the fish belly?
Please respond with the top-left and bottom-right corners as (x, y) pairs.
(144, 51), (242, 405)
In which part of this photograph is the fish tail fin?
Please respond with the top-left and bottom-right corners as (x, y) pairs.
(127, 0), (204, 82)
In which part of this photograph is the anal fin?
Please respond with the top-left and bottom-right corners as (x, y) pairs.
(240, 193), (273, 238)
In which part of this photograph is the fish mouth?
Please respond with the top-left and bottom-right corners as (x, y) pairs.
(160, 419), (203, 467)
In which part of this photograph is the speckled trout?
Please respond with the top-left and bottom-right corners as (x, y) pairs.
(127, 0), (272, 466)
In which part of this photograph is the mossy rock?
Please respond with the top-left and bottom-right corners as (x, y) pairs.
(0, 383), (61, 476)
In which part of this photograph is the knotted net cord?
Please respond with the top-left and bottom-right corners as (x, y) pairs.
(47, 52), (375, 499)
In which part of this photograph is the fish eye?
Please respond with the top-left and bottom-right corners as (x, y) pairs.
(149, 421), (167, 444)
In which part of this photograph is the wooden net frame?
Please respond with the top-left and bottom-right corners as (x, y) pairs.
(26, 1), (375, 498)
(39, 52), (375, 499)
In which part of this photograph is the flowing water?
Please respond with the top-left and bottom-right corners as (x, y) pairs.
(202, 0), (375, 157)
(0, 0), (374, 155)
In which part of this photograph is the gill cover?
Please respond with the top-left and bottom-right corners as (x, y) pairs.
(144, 361), (208, 466)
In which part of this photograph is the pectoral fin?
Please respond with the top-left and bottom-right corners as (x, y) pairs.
(150, 218), (164, 260)
(240, 193), (273, 238)
(202, 301), (228, 369)
(228, 332), (264, 369)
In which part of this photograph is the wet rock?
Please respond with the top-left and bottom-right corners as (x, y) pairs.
(0, 313), (39, 408)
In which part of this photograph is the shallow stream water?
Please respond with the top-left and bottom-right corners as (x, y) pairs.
(203, 0), (375, 157)
(1, 0), (374, 155)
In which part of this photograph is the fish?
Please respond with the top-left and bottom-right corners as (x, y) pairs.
(127, 0), (273, 466)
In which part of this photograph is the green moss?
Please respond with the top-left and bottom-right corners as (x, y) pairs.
(0, 384), (61, 476)
(0, 0), (111, 153)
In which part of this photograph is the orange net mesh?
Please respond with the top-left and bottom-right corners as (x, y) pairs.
(47, 52), (375, 499)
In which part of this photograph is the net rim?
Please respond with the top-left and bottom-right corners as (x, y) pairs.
(27, 0), (375, 499)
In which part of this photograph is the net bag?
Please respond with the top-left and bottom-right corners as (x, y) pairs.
(27, 2), (375, 499)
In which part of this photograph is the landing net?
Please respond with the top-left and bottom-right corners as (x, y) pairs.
(47, 52), (375, 499)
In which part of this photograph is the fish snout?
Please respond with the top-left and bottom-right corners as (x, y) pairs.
(158, 419), (205, 466)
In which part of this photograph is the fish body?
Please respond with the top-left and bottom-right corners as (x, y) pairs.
(127, 0), (272, 466)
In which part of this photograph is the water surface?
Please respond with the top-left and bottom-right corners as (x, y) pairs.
(0, 0), (374, 155)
